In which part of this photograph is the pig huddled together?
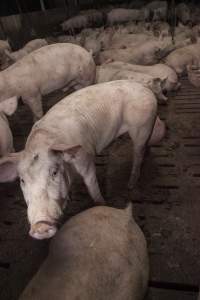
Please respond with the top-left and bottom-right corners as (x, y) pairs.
(0, 1), (200, 299)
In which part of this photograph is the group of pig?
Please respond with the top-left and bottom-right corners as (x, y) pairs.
(0, 1), (200, 299)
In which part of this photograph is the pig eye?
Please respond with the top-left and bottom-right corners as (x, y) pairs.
(51, 167), (59, 179)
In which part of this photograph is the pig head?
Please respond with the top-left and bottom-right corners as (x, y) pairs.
(0, 131), (78, 240)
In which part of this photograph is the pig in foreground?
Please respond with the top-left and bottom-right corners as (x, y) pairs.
(99, 61), (180, 93)
(19, 205), (149, 300)
(0, 43), (96, 121)
(0, 80), (157, 239)
(96, 66), (168, 102)
(0, 97), (17, 156)
(4, 39), (48, 63)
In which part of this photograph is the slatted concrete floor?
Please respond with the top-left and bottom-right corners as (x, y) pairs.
(0, 77), (200, 299)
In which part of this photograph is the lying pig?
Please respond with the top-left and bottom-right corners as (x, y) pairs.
(100, 61), (180, 93)
(0, 97), (18, 156)
(98, 39), (172, 65)
(165, 42), (200, 75)
(0, 80), (158, 239)
(0, 43), (96, 121)
(19, 205), (149, 300)
(96, 67), (168, 102)
(109, 33), (153, 49)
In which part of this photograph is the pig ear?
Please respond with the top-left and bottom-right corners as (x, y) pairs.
(0, 152), (22, 182)
(50, 144), (82, 161)
(0, 97), (18, 116)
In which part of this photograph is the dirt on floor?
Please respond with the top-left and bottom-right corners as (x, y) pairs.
(0, 77), (200, 300)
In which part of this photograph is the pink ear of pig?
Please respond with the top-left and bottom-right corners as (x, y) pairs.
(0, 152), (22, 182)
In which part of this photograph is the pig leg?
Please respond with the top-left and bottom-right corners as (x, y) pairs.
(127, 122), (155, 189)
(71, 151), (105, 205)
(22, 94), (43, 122)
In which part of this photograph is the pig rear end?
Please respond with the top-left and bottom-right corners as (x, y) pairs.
(19, 205), (149, 300)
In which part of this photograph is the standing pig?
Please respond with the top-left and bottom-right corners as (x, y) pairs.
(19, 205), (149, 300)
(101, 61), (180, 93)
(4, 39), (48, 63)
(0, 43), (96, 121)
(96, 66), (168, 102)
(61, 15), (89, 33)
(0, 97), (18, 156)
(0, 80), (157, 239)
(107, 8), (149, 25)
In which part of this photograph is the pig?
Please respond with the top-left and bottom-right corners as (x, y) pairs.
(98, 40), (173, 66)
(0, 80), (158, 239)
(109, 33), (153, 49)
(165, 42), (200, 75)
(101, 61), (180, 93)
(107, 8), (149, 25)
(61, 15), (89, 33)
(95, 66), (168, 102)
(0, 97), (17, 156)
(4, 39), (48, 63)
(19, 205), (149, 300)
(187, 64), (200, 88)
(0, 43), (96, 121)
(176, 3), (191, 25)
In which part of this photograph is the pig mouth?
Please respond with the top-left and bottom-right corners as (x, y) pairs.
(29, 220), (58, 240)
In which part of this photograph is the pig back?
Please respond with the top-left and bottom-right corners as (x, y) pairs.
(3, 43), (96, 96)
(19, 205), (149, 300)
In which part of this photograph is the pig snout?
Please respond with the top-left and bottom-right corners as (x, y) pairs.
(29, 221), (57, 240)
